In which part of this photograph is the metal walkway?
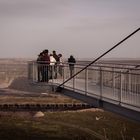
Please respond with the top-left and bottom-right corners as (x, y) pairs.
(28, 60), (140, 121)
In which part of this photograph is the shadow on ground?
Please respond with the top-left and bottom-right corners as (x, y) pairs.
(7, 77), (51, 93)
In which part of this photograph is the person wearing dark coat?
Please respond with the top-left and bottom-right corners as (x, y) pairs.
(41, 49), (50, 82)
(68, 55), (76, 77)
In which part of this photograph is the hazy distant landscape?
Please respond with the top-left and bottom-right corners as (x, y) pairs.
(0, 57), (140, 88)
(0, 58), (28, 88)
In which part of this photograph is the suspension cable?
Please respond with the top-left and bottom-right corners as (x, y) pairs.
(56, 28), (140, 91)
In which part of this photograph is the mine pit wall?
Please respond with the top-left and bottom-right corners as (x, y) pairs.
(0, 59), (54, 92)
(0, 63), (28, 85)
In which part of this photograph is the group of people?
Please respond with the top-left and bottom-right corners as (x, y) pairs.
(36, 49), (76, 82)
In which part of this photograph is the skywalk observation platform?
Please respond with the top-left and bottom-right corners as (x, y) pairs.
(28, 61), (140, 121)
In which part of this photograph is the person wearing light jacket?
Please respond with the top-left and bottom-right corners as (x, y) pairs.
(50, 54), (56, 79)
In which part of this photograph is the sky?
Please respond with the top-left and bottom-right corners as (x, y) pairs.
(0, 0), (140, 59)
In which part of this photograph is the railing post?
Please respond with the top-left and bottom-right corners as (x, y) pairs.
(112, 68), (115, 94)
(52, 65), (54, 84)
(85, 68), (88, 95)
(62, 65), (65, 88)
(28, 62), (31, 80)
(100, 67), (103, 99)
(128, 70), (131, 94)
(73, 67), (76, 91)
(35, 63), (38, 82)
(119, 71), (123, 105)
(128, 70), (131, 104)
(33, 62), (36, 82)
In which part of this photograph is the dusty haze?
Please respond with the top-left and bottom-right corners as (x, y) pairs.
(0, 0), (140, 59)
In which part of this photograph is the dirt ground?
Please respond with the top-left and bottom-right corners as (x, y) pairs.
(0, 108), (139, 140)
(0, 87), (139, 140)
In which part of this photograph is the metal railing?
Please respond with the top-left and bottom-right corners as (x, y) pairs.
(28, 61), (140, 112)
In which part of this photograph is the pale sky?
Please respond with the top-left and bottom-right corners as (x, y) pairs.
(0, 0), (140, 59)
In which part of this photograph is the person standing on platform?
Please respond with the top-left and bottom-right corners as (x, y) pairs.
(49, 54), (56, 79)
(42, 49), (50, 82)
(36, 52), (43, 82)
(52, 50), (59, 79)
(68, 55), (76, 77)
(58, 54), (63, 77)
